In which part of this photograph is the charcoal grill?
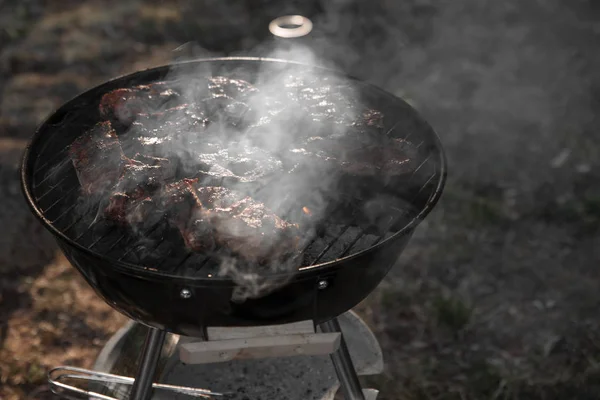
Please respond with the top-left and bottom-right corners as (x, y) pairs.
(21, 57), (446, 400)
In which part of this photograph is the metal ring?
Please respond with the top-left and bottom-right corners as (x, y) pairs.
(269, 15), (313, 38)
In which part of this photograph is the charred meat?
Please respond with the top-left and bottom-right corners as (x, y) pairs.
(99, 82), (180, 126)
(174, 186), (246, 253)
(104, 154), (176, 226)
(120, 127), (182, 160)
(118, 103), (215, 159)
(67, 74), (420, 268)
(199, 94), (254, 129)
(104, 192), (131, 223)
(188, 187), (300, 263)
(194, 186), (245, 209)
(69, 121), (126, 196)
(104, 191), (159, 228)
(171, 76), (258, 128)
(243, 81), (380, 153)
(154, 179), (212, 251)
(279, 74), (360, 126)
(155, 182), (300, 263)
(133, 104), (209, 133)
(117, 155), (176, 193)
(206, 196), (301, 264)
(158, 179), (218, 252)
(208, 76), (258, 100)
(353, 109), (384, 129)
(186, 143), (284, 184)
(159, 178), (202, 223)
(287, 132), (417, 179)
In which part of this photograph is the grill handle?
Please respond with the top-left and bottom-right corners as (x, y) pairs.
(48, 366), (229, 399)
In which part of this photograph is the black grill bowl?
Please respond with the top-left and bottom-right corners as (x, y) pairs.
(21, 57), (446, 336)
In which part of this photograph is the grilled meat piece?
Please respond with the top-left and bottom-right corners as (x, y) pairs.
(243, 78), (378, 152)
(104, 192), (131, 223)
(185, 143), (284, 184)
(199, 94), (254, 129)
(105, 192), (160, 229)
(195, 186), (245, 208)
(208, 76), (258, 100)
(243, 103), (322, 153)
(120, 126), (181, 159)
(158, 179), (217, 252)
(116, 155), (176, 193)
(300, 91), (356, 126)
(134, 103), (209, 133)
(177, 186), (246, 253)
(127, 196), (160, 227)
(119, 103), (214, 159)
(132, 154), (177, 178)
(353, 109), (384, 129)
(279, 74), (360, 125)
(159, 178), (202, 223)
(69, 121), (126, 196)
(104, 154), (176, 226)
(171, 76), (257, 129)
(99, 82), (180, 126)
(157, 182), (300, 263)
(287, 132), (417, 179)
(205, 196), (301, 264)
(99, 77), (257, 131)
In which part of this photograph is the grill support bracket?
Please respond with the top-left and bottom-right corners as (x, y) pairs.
(129, 328), (167, 400)
(320, 318), (366, 400)
(84, 311), (381, 399)
(178, 317), (368, 399)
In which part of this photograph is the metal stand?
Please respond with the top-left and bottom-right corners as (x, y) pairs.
(93, 311), (381, 400)
(129, 328), (167, 400)
(320, 318), (366, 400)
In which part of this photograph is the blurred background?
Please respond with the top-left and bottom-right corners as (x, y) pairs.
(1, 0), (599, 399)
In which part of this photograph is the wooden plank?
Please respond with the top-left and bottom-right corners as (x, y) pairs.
(207, 320), (315, 340)
(179, 333), (341, 364)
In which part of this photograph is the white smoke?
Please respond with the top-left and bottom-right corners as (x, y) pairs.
(143, 42), (362, 300)
(60, 22), (416, 302)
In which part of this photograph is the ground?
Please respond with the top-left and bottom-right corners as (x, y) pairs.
(0, 0), (599, 399)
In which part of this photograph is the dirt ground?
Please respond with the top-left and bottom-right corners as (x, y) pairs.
(1, 0), (599, 399)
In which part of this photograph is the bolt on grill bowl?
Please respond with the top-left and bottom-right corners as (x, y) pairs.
(21, 57), (446, 337)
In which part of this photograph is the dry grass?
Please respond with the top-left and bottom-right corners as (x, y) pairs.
(0, 253), (127, 400)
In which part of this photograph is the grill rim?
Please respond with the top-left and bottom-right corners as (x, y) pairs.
(20, 56), (447, 282)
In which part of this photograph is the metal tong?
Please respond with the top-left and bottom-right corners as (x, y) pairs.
(48, 366), (230, 399)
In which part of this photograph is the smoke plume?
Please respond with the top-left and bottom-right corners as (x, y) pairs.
(147, 42), (362, 300)
(56, 37), (381, 302)
(45, 6), (431, 302)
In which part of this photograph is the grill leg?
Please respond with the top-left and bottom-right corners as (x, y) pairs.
(320, 318), (366, 400)
(129, 328), (166, 400)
